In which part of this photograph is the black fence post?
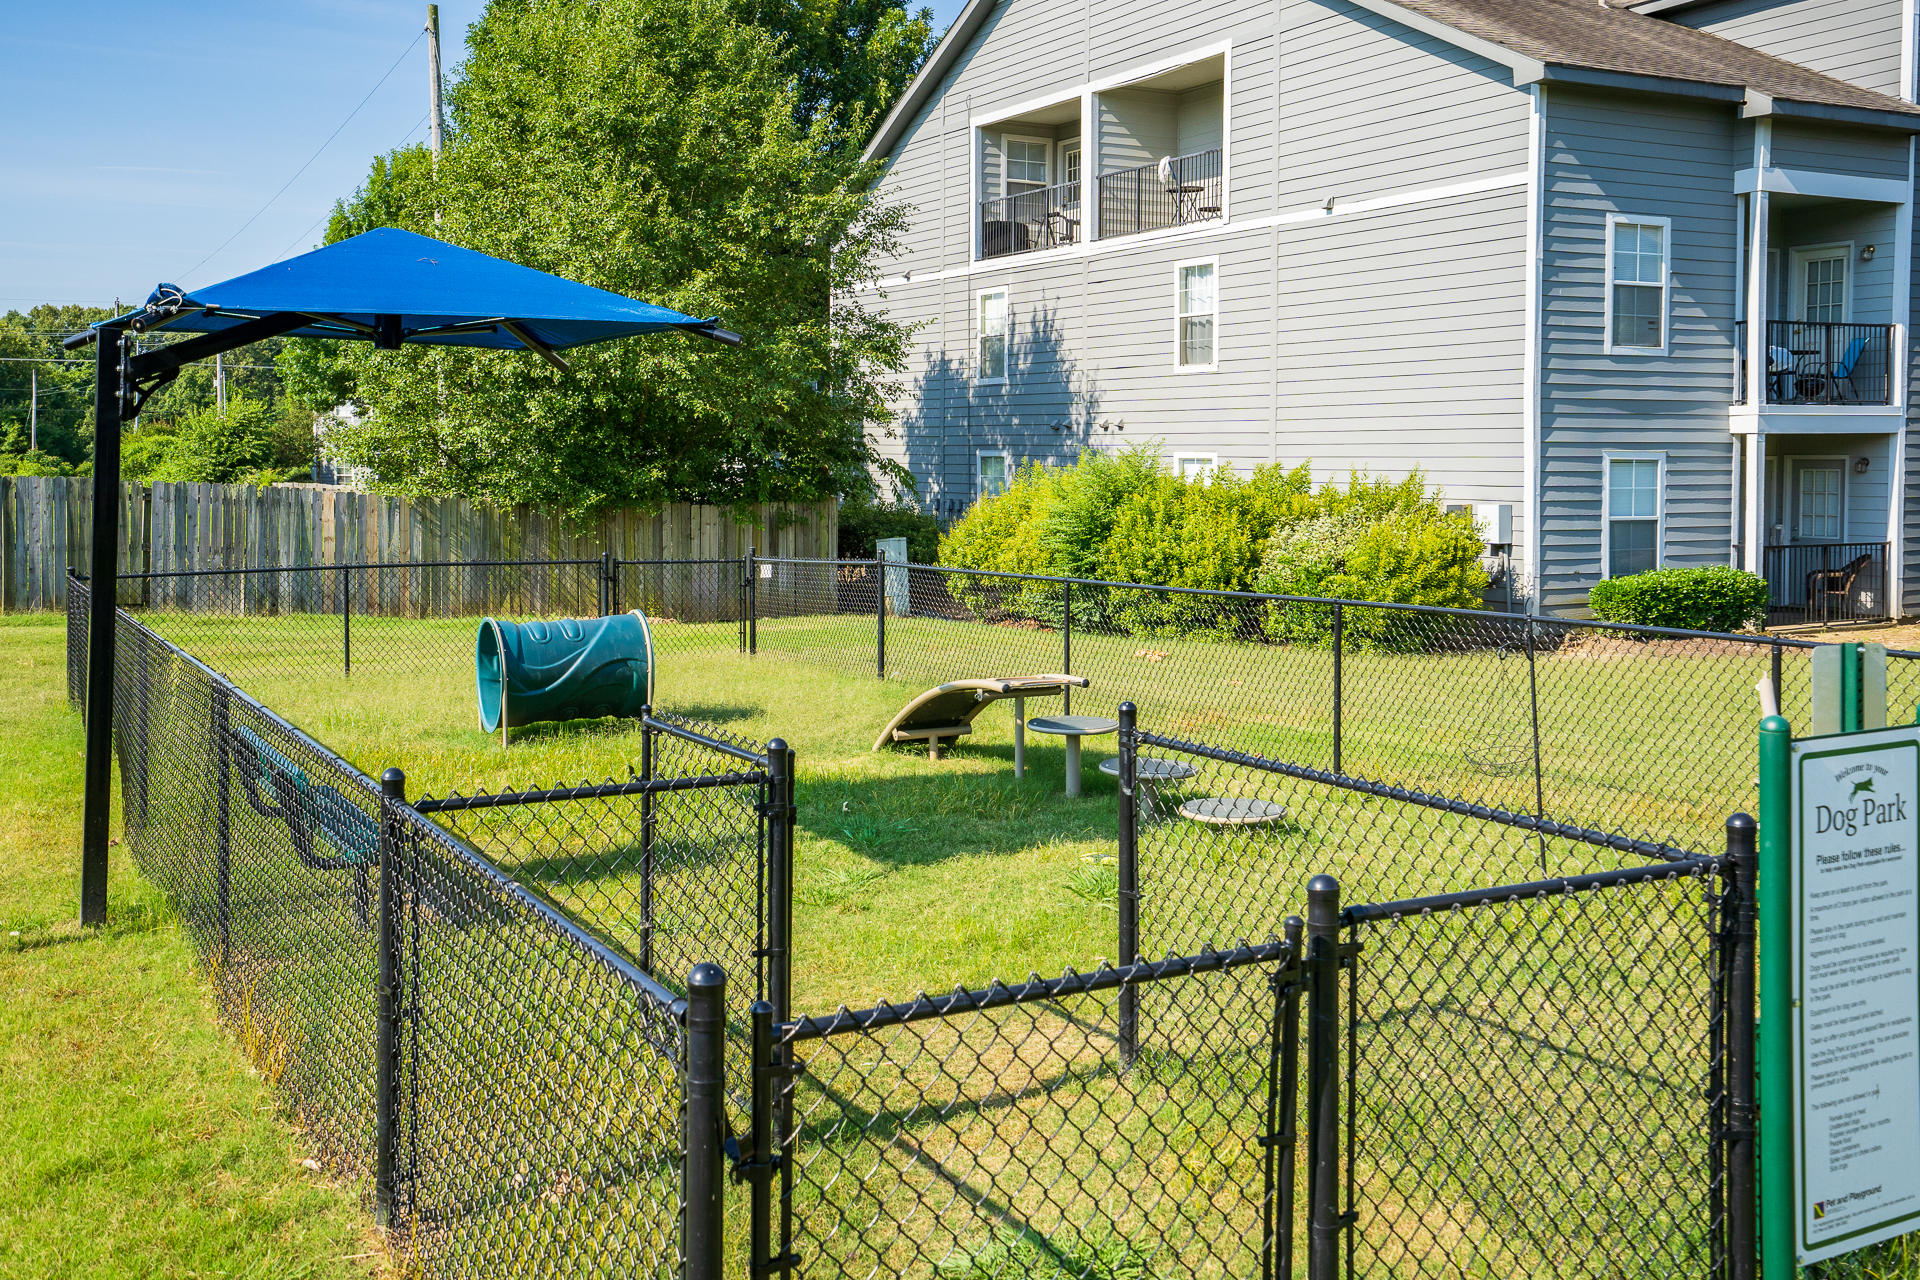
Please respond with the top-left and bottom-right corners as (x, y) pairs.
(608, 553), (621, 617)
(1330, 604), (1343, 775)
(374, 766), (407, 1229)
(766, 739), (794, 1027)
(1526, 615), (1547, 874)
(1062, 580), (1074, 714)
(747, 546), (759, 656)
(599, 550), (612, 617)
(1265, 914), (1306, 1280)
(684, 962), (728, 1280)
(748, 999), (776, 1280)
(341, 564), (352, 677)
(1770, 642), (1783, 710)
(639, 707), (657, 975)
(212, 680), (232, 966)
(1725, 812), (1759, 1280)
(1116, 702), (1140, 1066)
(1305, 874), (1342, 1280)
(875, 556), (887, 680)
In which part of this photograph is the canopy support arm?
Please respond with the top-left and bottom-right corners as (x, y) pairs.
(126, 311), (313, 382)
(501, 320), (572, 373)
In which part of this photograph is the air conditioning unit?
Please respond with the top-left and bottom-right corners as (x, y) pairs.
(1443, 501), (1513, 546)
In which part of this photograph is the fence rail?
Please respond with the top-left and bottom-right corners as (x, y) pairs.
(979, 179), (1082, 258)
(1096, 148), (1223, 238)
(1, 475), (834, 611)
(1735, 319), (1894, 405)
(1762, 540), (1890, 625)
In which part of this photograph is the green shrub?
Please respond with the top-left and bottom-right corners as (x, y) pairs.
(837, 493), (941, 564)
(1588, 566), (1768, 634)
(1255, 474), (1489, 651)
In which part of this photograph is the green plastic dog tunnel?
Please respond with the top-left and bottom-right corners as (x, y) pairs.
(476, 613), (656, 734)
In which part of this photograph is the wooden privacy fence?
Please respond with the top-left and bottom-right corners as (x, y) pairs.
(0, 476), (836, 612)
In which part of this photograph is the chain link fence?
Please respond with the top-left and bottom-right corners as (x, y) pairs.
(106, 607), (717, 1279)
(739, 558), (1920, 857)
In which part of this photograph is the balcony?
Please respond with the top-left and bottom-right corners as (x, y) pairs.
(1735, 321), (1894, 406)
(1762, 541), (1890, 625)
(1096, 149), (1222, 239)
(979, 181), (1082, 260)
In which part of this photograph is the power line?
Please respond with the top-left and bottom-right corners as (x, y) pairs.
(271, 108), (434, 264)
(180, 29), (427, 285)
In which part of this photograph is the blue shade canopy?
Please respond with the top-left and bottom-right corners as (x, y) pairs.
(121, 227), (733, 357)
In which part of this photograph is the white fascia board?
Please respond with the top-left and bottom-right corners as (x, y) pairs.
(1733, 167), (1912, 204)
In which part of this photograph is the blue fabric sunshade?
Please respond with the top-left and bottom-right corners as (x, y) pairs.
(125, 226), (733, 356)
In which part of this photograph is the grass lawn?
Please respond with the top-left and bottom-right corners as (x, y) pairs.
(0, 615), (384, 1280)
(75, 599), (1914, 1277)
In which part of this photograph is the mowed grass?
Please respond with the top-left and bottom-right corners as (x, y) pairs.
(0, 616), (383, 1280)
(119, 603), (1920, 1277)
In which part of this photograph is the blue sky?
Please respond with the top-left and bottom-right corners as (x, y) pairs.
(1, 0), (959, 312)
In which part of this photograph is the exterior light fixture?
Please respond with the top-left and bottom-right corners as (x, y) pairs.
(1862, 244), (1877, 261)
(1854, 455), (1872, 474)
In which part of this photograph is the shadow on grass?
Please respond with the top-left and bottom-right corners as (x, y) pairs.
(809, 744), (1124, 867)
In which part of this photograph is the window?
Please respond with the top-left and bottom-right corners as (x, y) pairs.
(1604, 455), (1662, 577)
(1796, 464), (1843, 541)
(1176, 260), (1216, 369)
(977, 288), (1008, 383)
(1798, 249), (1849, 324)
(978, 451), (1011, 498)
(1175, 454), (1218, 480)
(1605, 216), (1670, 353)
(1061, 143), (1081, 189)
(1004, 137), (1050, 195)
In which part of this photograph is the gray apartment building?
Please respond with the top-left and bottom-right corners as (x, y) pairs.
(852, 0), (1920, 618)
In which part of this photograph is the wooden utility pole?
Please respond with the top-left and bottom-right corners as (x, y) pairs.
(426, 4), (445, 160)
(28, 367), (35, 451)
(215, 352), (226, 411)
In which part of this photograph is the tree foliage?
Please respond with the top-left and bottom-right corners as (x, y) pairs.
(2, 305), (309, 479)
(287, 0), (928, 518)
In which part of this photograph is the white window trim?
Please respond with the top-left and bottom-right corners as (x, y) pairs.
(1059, 141), (1082, 189)
(1174, 452), (1220, 480)
(1600, 451), (1667, 578)
(1173, 256), (1219, 372)
(1789, 454), (1849, 542)
(976, 449), (1013, 499)
(1787, 242), (1855, 324)
(1602, 213), (1673, 357)
(976, 286), (1009, 386)
(1000, 134), (1054, 199)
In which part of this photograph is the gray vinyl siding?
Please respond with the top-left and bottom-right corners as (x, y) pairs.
(1770, 201), (1898, 323)
(1270, 186), (1530, 523)
(1770, 121), (1911, 181)
(1538, 88), (1742, 609)
(1176, 83), (1225, 155)
(1667, 0), (1906, 99)
(1098, 89), (1183, 173)
(1275, 0), (1530, 209)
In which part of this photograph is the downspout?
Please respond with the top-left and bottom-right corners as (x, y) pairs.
(1523, 84), (1546, 612)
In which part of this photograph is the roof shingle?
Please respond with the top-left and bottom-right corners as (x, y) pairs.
(1387, 0), (1920, 117)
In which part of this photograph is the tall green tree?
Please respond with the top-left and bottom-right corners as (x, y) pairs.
(290, 0), (922, 516)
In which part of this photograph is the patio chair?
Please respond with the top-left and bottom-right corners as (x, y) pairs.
(1806, 551), (1875, 623)
(1800, 335), (1873, 404)
(1159, 156), (1204, 223)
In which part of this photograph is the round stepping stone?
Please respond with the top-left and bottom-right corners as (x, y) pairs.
(1097, 757), (1200, 782)
(1178, 796), (1288, 826)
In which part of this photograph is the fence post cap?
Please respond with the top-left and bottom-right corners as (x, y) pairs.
(767, 737), (788, 753)
(1307, 873), (1339, 896)
(1759, 714), (1791, 735)
(1726, 811), (1757, 833)
(380, 767), (406, 798)
(689, 961), (727, 992)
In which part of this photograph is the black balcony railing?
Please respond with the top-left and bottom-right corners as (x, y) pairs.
(1762, 541), (1890, 625)
(1096, 148), (1222, 239)
(1734, 320), (1894, 405)
(978, 180), (1082, 259)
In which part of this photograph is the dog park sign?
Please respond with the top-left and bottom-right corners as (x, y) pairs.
(1760, 642), (1920, 1267)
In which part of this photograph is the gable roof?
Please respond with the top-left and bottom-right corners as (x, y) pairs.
(865, 0), (1920, 164)
(1371, 0), (1920, 122)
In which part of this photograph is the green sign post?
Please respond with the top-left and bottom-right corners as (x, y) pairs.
(1758, 642), (1920, 1269)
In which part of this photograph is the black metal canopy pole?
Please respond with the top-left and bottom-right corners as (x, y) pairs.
(78, 323), (125, 925)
